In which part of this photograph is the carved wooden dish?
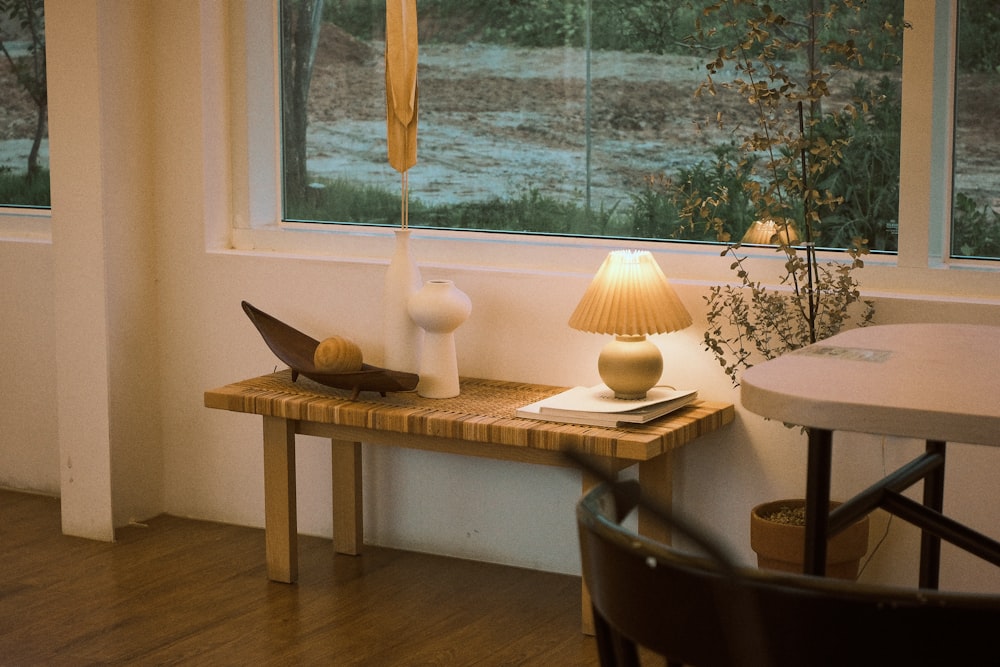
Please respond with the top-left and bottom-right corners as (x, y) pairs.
(242, 301), (418, 398)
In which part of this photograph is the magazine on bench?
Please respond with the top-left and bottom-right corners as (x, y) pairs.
(516, 384), (697, 428)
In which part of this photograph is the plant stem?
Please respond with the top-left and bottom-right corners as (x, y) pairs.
(798, 101), (818, 344)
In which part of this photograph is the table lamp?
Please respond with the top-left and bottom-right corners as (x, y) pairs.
(741, 219), (799, 245)
(568, 250), (692, 400)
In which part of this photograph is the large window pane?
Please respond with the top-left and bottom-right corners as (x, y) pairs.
(0, 0), (49, 208)
(951, 0), (1000, 259)
(280, 1), (902, 248)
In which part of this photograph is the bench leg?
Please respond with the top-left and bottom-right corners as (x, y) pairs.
(332, 439), (363, 555)
(638, 452), (674, 547)
(580, 458), (631, 635)
(580, 466), (602, 636)
(575, 453), (676, 636)
(263, 416), (298, 583)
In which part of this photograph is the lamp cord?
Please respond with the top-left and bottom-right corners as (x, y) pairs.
(856, 435), (892, 579)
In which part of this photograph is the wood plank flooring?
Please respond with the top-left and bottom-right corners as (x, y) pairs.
(0, 489), (602, 666)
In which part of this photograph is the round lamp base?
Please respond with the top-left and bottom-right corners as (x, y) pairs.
(597, 335), (663, 400)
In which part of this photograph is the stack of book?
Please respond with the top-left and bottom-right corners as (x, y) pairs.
(516, 384), (697, 428)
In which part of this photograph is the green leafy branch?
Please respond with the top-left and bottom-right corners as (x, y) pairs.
(692, 1), (898, 385)
(704, 242), (875, 386)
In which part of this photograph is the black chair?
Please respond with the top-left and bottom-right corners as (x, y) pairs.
(577, 480), (1000, 667)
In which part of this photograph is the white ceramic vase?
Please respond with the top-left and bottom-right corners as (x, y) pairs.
(382, 229), (423, 374)
(407, 280), (472, 398)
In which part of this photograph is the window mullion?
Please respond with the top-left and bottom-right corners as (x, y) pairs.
(897, 0), (957, 268)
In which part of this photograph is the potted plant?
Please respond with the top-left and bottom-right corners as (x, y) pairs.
(681, 1), (906, 577)
(690, 0), (889, 381)
(751, 499), (869, 580)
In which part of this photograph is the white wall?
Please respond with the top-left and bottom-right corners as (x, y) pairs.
(0, 239), (57, 494)
(1, 0), (997, 593)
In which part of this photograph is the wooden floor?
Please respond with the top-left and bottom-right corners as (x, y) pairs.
(0, 489), (602, 666)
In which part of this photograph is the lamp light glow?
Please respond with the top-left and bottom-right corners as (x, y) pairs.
(741, 219), (800, 246)
(568, 250), (692, 400)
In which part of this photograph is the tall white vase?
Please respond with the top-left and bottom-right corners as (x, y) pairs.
(382, 229), (423, 374)
(407, 280), (472, 398)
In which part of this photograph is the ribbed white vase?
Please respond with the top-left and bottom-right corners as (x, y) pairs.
(382, 229), (423, 374)
(407, 280), (472, 398)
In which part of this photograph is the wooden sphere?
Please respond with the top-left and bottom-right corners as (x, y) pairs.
(313, 335), (363, 373)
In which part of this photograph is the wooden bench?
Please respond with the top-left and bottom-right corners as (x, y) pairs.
(205, 370), (734, 632)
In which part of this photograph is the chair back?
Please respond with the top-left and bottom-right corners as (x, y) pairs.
(577, 480), (1000, 667)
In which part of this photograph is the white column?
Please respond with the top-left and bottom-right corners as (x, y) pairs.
(47, 0), (163, 539)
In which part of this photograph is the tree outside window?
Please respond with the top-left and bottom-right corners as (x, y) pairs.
(0, 0), (48, 209)
(951, 0), (1000, 260)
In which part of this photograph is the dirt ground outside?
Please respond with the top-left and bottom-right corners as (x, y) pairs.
(305, 26), (740, 210)
(303, 23), (1000, 215)
(1, 23), (996, 214)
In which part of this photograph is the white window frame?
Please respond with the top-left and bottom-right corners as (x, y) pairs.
(220, 0), (999, 299)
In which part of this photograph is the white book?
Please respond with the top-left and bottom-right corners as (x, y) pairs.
(516, 384), (697, 428)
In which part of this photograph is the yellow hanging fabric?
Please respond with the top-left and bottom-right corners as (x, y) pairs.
(385, 0), (419, 174)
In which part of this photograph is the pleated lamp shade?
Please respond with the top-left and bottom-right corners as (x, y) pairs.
(569, 250), (692, 336)
(569, 250), (692, 399)
(742, 219), (799, 245)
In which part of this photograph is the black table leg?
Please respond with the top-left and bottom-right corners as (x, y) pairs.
(804, 428), (833, 576)
(919, 440), (946, 589)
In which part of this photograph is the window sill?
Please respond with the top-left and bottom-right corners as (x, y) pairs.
(0, 208), (51, 244)
(228, 220), (735, 279)
(225, 220), (1000, 306)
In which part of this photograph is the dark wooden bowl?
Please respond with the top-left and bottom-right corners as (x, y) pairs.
(242, 301), (419, 398)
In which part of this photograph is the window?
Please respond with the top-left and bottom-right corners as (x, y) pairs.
(0, 0), (48, 209)
(950, 0), (1000, 260)
(278, 1), (904, 250)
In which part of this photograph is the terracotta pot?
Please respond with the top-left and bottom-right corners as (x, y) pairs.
(750, 499), (870, 581)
